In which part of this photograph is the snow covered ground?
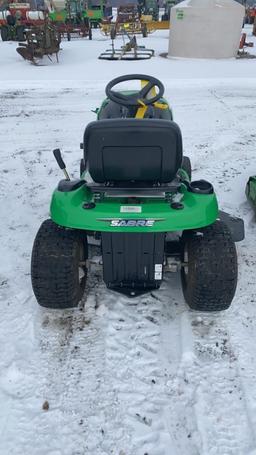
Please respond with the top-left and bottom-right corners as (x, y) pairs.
(0, 25), (256, 455)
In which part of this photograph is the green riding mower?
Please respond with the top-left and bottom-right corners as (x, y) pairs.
(31, 74), (244, 312)
(246, 175), (256, 208)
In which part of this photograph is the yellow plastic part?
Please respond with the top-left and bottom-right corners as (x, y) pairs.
(153, 102), (168, 110)
(141, 20), (170, 31)
(140, 14), (153, 22)
(136, 99), (147, 118)
(135, 80), (169, 118)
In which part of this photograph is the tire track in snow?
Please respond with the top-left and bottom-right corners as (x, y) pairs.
(1, 84), (256, 455)
(164, 310), (255, 455)
(1, 275), (187, 455)
(103, 285), (179, 455)
(29, 276), (114, 455)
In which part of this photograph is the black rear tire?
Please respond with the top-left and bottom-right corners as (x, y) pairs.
(182, 156), (192, 180)
(181, 220), (238, 311)
(1, 25), (9, 41)
(31, 219), (88, 309)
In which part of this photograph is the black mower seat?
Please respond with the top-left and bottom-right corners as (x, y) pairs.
(98, 100), (172, 120)
(83, 119), (183, 184)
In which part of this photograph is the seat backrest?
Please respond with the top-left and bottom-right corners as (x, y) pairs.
(83, 119), (183, 184)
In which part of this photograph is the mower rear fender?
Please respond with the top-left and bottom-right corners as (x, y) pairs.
(50, 182), (219, 233)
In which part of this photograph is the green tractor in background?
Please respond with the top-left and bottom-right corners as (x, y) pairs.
(48, 0), (92, 40)
(48, 0), (106, 35)
(246, 176), (256, 210)
(84, 0), (106, 28)
(48, 0), (86, 25)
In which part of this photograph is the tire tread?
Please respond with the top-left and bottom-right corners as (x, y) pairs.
(31, 219), (87, 309)
(181, 221), (238, 311)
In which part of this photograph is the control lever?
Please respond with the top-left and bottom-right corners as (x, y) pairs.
(53, 148), (70, 181)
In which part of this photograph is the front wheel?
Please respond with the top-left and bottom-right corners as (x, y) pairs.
(31, 219), (88, 309)
(181, 221), (238, 311)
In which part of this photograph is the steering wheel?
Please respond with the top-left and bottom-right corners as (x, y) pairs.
(105, 74), (164, 107)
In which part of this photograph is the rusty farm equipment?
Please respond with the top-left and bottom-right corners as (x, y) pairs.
(245, 6), (256, 25)
(48, 0), (92, 40)
(237, 32), (255, 59)
(0, 2), (45, 41)
(16, 20), (61, 64)
(53, 16), (92, 41)
(99, 31), (154, 60)
(100, 4), (148, 38)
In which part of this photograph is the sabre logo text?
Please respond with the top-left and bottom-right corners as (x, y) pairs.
(110, 219), (155, 227)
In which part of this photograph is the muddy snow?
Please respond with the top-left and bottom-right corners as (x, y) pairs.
(0, 25), (256, 455)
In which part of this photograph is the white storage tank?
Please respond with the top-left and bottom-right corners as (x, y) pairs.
(26, 10), (45, 20)
(168, 0), (245, 59)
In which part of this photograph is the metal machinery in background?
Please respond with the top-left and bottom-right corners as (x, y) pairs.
(161, 0), (175, 20)
(99, 30), (154, 59)
(244, 5), (256, 24)
(138, 0), (159, 20)
(0, 2), (44, 41)
(16, 17), (61, 63)
(0, 0), (93, 41)
(48, 0), (92, 40)
(84, 0), (108, 28)
(138, 0), (176, 32)
(101, 3), (148, 37)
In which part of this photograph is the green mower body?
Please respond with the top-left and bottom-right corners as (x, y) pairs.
(50, 181), (218, 233)
(31, 75), (244, 311)
(246, 176), (256, 208)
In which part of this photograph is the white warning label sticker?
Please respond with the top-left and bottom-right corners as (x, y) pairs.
(154, 264), (162, 280)
(154, 272), (162, 280)
(120, 206), (142, 213)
